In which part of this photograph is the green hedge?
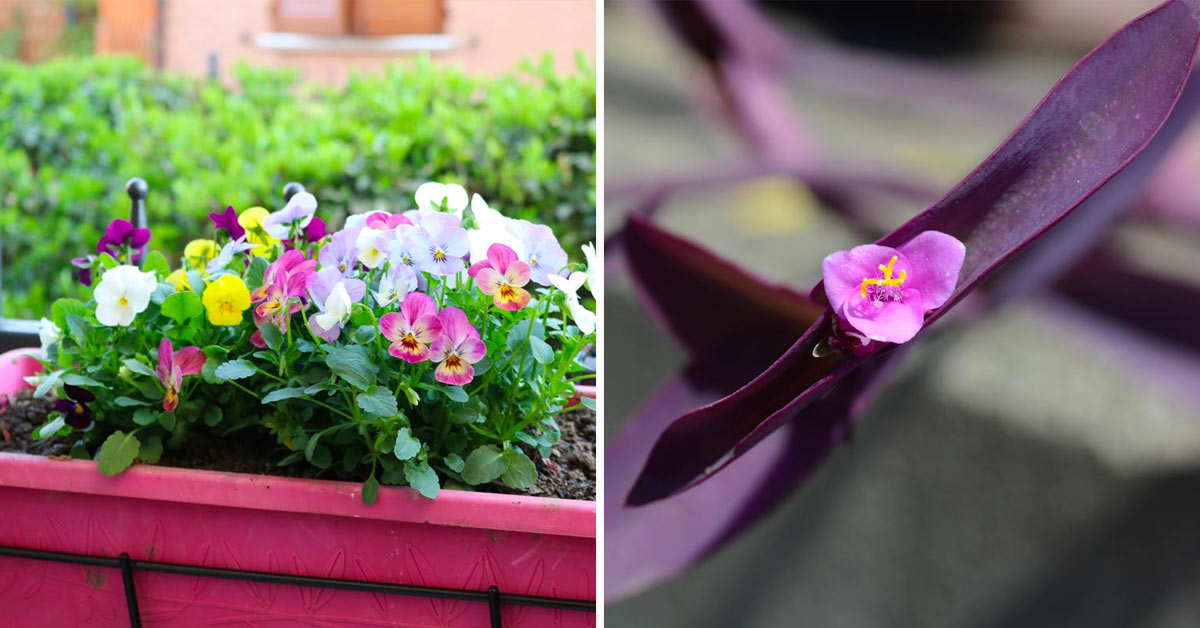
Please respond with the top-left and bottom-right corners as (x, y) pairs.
(0, 55), (595, 319)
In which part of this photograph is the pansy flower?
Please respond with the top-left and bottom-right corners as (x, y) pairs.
(96, 219), (151, 263)
(263, 191), (318, 240)
(508, 219), (568, 286)
(202, 274), (252, 326)
(70, 255), (95, 286)
(249, 250), (315, 346)
(548, 271), (595, 335)
(373, 263), (418, 308)
(465, 194), (526, 263)
(355, 227), (389, 269)
(379, 292), (443, 362)
(318, 228), (360, 276)
(429, 307), (486, 385)
(470, 243), (531, 311)
(184, 239), (219, 269)
(822, 231), (965, 346)
(54, 384), (95, 429)
(415, 182), (468, 215)
(238, 207), (277, 256)
(94, 264), (158, 327)
(306, 267), (366, 342)
(365, 211), (412, 230)
(407, 212), (469, 276)
(209, 205), (245, 240)
(155, 338), (206, 412)
(205, 235), (260, 275)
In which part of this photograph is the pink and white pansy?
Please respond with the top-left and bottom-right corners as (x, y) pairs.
(379, 293), (443, 363)
(429, 307), (486, 385)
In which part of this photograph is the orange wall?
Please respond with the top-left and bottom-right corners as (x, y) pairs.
(160, 0), (595, 83)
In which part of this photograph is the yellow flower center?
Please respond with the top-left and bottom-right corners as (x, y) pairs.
(530, 256), (538, 267)
(499, 284), (517, 301)
(434, 250), (445, 260)
(860, 255), (906, 298)
(118, 297), (129, 306)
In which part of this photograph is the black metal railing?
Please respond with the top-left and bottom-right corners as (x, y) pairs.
(0, 179), (597, 626)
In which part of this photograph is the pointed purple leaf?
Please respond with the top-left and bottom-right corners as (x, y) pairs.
(627, 0), (1200, 506)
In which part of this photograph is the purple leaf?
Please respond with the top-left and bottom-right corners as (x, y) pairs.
(627, 0), (1200, 507)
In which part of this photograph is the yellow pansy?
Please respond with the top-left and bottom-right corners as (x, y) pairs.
(165, 269), (191, 292)
(238, 207), (277, 257)
(183, 239), (218, 269)
(201, 274), (251, 326)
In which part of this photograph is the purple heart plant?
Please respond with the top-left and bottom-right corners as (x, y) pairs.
(37, 184), (596, 503)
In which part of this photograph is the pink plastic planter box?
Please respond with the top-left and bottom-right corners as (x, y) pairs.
(0, 348), (596, 627)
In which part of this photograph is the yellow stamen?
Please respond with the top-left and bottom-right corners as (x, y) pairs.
(119, 297), (129, 306)
(434, 250), (445, 260)
(860, 255), (907, 298)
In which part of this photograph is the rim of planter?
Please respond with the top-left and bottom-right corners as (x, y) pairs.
(0, 347), (597, 539)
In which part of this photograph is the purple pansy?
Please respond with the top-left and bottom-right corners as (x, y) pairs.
(508, 219), (568, 286)
(209, 206), (245, 240)
(406, 213), (469, 276)
(96, 219), (151, 262)
(263, 192), (317, 240)
(54, 384), (95, 429)
(306, 267), (366, 342)
(205, 235), (260, 275)
(71, 255), (95, 286)
(822, 231), (965, 346)
(319, 228), (361, 276)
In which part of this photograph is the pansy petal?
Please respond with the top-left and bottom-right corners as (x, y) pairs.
(434, 358), (475, 386)
(410, 314), (444, 344)
(388, 341), (430, 363)
(428, 335), (454, 362)
(379, 312), (403, 342)
(486, 243), (520, 273)
(475, 268), (504, 295)
(64, 383), (94, 403)
(495, 286), (531, 311)
(174, 346), (206, 375)
(502, 260), (532, 288)
(456, 337), (487, 364)
(156, 337), (173, 384)
(400, 292), (438, 325)
(437, 307), (474, 344)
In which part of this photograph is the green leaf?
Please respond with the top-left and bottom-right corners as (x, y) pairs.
(528, 335), (554, 364)
(143, 250), (171, 277)
(158, 411), (176, 431)
(34, 369), (65, 397)
(69, 441), (90, 460)
(441, 386), (468, 403)
(445, 452), (465, 473)
(137, 435), (163, 463)
(186, 271), (206, 298)
(245, 257), (269, 291)
(150, 282), (175, 305)
(161, 292), (203, 323)
(132, 408), (158, 426)
(33, 416), (65, 440)
(97, 253), (118, 269)
(506, 319), (546, 351)
(65, 313), (90, 343)
(62, 373), (104, 388)
(309, 445), (332, 469)
(580, 395), (596, 411)
(260, 323), (284, 353)
(393, 427), (420, 460)
(500, 449), (537, 489)
(113, 396), (147, 407)
(326, 345), (378, 391)
(262, 387), (306, 404)
(51, 298), (89, 332)
(204, 406), (223, 427)
(357, 386), (398, 417)
(214, 359), (256, 380)
(404, 460), (440, 499)
(97, 431), (140, 476)
(123, 359), (156, 377)
(352, 325), (376, 344)
(362, 473), (381, 505)
(462, 445), (508, 485)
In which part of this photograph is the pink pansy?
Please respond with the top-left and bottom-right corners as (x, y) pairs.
(429, 307), (486, 386)
(470, 243), (531, 311)
(155, 337), (206, 412)
(379, 293), (443, 363)
(822, 231), (965, 345)
(249, 250), (315, 348)
(365, 211), (412, 230)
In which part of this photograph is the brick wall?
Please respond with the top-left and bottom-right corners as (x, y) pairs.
(160, 0), (595, 83)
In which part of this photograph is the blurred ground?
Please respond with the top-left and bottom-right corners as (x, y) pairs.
(604, 2), (1200, 626)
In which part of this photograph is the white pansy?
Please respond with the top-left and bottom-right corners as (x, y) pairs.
(206, 236), (261, 275)
(374, 265), (418, 307)
(94, 265), (158, 327)
(548, 272), (595, 335)
(415, 182), (468, 216)
(466, 194), (526, 263)
(38, 317), (61, 352)
(314, 282), (353, 331)
(355, 227), (387, 269)
(581, 242), (598, 292)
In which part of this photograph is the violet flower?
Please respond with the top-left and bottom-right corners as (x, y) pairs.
(306, 267), (366, 342)
(304, 216), (326, 243)
(373, 263), (418, 308)
(206, 236), (261, 275)
(821, 231), (965, 347)
(319, 228), (360, 276)
(209, 205), (245, 240)
(155, 337), (206, 412)
(429, 307), (486, 385)
(379, 292), (443, 362)
(54, 384), (95, 429)
(407, 213), (470, 276)
(262, 192), (317, 240)
(96, 219), (151, 262)
(70, 255), (95, 286)
(250, 250), (316, 347)
(508, 219), (568, 286)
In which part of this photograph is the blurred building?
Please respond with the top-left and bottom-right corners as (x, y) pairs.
(2, 0), (594, 79)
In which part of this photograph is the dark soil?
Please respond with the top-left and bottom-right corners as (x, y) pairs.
(0, 392), (596, 501)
